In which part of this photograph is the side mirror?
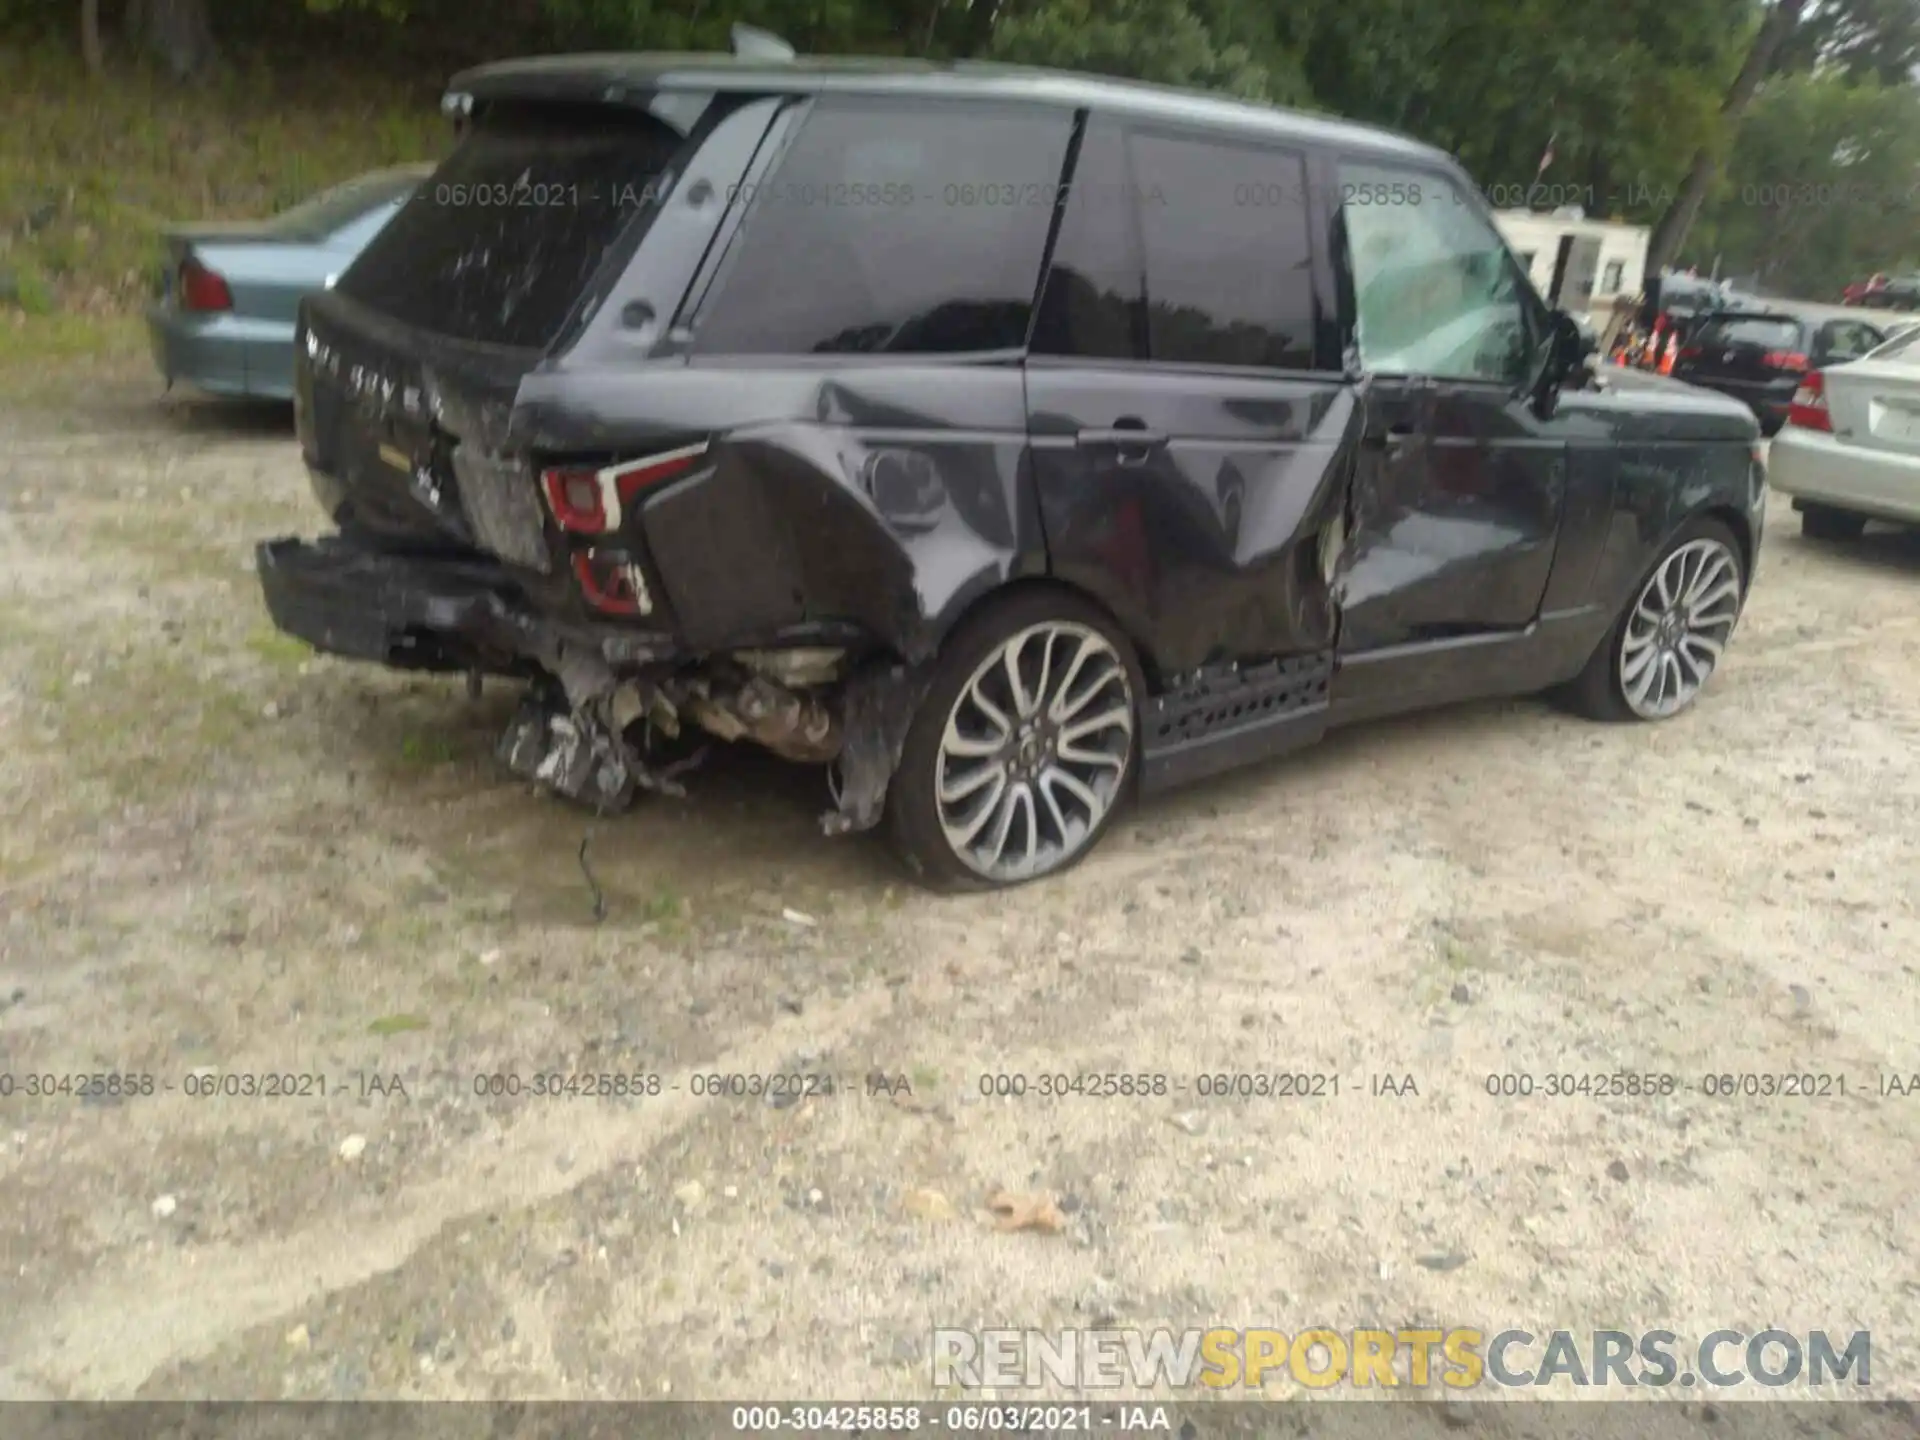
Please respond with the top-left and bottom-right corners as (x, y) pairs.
(1530, 310), (1588, 416)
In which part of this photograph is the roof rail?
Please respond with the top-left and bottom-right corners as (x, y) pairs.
(731, 24), (796, 61)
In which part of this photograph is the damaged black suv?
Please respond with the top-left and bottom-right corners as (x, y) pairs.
(258, 36), (1768, 891)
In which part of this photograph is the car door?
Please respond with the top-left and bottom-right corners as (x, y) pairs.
(1025, 115), (1357, 762)
(1328, 156), (1568, 692)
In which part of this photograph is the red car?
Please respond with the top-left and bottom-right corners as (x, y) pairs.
(1844, 274), (1890, 305)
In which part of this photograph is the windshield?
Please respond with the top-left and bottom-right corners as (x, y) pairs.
(337, 104), (690, 351)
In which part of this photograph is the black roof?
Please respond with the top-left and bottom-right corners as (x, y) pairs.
(444, 53), (1446, 164)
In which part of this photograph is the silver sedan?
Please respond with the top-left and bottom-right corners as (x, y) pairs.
(147, 164), (431, 401)
(1768, 324), (1920, 538)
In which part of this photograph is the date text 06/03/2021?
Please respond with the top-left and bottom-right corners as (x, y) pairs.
(727, 1404), (1172, 1433)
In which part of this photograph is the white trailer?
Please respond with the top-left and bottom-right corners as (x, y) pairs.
(1493, 208), (1650, 335)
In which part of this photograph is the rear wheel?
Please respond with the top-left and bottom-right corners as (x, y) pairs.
(1800, 504), (1868, 542)
(887, 590), (1143, 892)
(1561, 517), (1745, 723)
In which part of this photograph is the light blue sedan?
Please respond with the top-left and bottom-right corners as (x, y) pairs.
(147, 164), (432, 401)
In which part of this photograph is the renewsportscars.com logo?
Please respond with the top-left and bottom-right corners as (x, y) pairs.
(931, 1328), (1872, 1391)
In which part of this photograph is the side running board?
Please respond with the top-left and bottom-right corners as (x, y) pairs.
(1137, 651), (1333, 795)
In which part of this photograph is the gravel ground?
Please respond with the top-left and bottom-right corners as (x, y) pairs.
(0, 379), (1916, 1408)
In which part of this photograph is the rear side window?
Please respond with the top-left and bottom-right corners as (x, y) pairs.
(1696, 316), (1803, 349)
(1128, 132), (1319, 370)
(694, 99), (1073, 356)
(1031, 120), (1323, 371)
(338, 105), (690, 351)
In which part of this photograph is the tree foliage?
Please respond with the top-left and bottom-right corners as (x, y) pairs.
(39, 0), (1920, 285)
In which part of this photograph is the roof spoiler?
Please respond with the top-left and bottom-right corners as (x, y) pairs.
(730, 23), (796, 60)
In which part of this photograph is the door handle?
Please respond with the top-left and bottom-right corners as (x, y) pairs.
(1076, 423), (1167, 464)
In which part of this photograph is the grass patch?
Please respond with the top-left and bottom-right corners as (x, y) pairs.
(368, 1013), (430, 1036)
(0, 41), (445, 331)
(399, 732), (460, 766)
(245, 627), (312, 670)
(0, 312), (142, 371)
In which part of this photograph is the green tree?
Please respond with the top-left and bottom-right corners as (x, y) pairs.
(1687, 71), (1920, 293)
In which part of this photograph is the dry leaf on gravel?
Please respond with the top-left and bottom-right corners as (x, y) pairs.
(903, 1188), (956, 1221)
(984, 1188), (1067, 1233)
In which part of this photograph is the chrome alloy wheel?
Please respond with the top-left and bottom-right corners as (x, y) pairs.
(935, 621), (1135, 882)
(1619, 537), (1742, 720)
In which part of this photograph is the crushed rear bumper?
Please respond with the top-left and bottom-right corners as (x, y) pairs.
(254, 535), (555, 674)
(253, 534), (924, 832)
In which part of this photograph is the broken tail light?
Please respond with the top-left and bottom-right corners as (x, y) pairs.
(1787, 372), (1831, 431)
(542, 467), (607, 533)
(541, 442), (710, 535)
(571, 550), (655, 616)
(178, 257), (232, 313)
(1764, 350), (1810, 372)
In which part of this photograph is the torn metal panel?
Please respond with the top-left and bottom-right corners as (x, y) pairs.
(822, 660), (930, 836)
(498, 699), (637, 811)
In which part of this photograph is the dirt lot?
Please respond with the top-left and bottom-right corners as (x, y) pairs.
(0, 375), (1916, 1406)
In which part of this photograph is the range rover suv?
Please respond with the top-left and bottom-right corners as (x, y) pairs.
(257, 35), (1768, 891)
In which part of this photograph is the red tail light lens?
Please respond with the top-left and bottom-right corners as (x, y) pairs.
(1787, 371), (1831, 431)
(178, 257), (232, 313)
(1764, 350), (1809, 371)
(540, 442), (709, 535)
(571, 551), (652, 616)
(542, 468), (606, 534)
(1677, 346), (1703, 362)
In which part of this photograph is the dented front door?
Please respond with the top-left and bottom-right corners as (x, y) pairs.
(1329, 157), (1567, 661)
(1335, 375), (1567, 652)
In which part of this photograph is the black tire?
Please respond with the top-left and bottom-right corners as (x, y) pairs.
(886, 587), (1146, 892)
(1800, 504), (1868, 542)
(1558, 515), (1746, 723)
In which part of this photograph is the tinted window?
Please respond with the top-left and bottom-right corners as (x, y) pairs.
(339, 105), (688, 351)
(1126, 133), (1318, 370)
(1602, 260), (1625, 293)
(695, 100), (1073, 356)
(1340, 163), (1530, 383)
(1031, 118), (1146, 361)
(1696, 316), (1803, 348)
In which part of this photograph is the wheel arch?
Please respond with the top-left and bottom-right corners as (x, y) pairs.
(924, 574), (1169, 694)
(1689, 502), (1757, 594)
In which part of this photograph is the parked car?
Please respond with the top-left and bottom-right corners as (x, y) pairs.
(255, 40), (1767, 891)
(1843, 273), (1889, 306)
(1670, 309), (1887, 434)
(1843, 273), (1920, 310)
(1768, 323), (1920, 538)
(147, 164), (432, 400)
